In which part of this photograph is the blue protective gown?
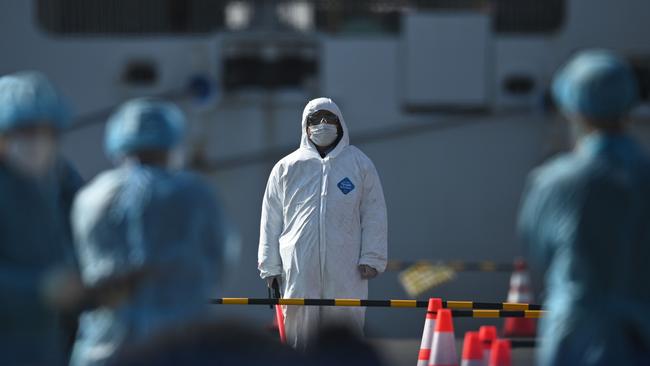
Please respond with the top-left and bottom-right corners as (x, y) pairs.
(519, 133), (650, 366)
(0, 159), (82, 365)
(69, 163), (230, 366)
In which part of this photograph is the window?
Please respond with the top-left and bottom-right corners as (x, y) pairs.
(37, 0), (225, 35)
(313, 0), (563, 35)
(37, 0), (564, 36)
(314, 0), (406, 34)
(222, 39), (318, 91)
(492, 0), (565, 34)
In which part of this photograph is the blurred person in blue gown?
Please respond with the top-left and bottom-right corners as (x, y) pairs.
(519, 50), (650, 366)
(70, 98), (239, 366)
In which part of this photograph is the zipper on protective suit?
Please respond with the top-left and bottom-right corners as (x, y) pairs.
(318, 157), (330, 301)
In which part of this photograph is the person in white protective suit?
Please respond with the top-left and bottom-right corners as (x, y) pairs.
(258, 97), (388, 349)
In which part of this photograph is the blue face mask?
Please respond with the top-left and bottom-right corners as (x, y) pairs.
(308, 124), (338, 147)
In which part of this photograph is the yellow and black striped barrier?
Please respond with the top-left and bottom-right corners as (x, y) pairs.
(387, 260), (514, 272)
(209, 298), (545, 318)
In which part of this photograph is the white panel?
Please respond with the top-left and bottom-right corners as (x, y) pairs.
(322, 38), (401, 132)
(402, 12), (491, 108)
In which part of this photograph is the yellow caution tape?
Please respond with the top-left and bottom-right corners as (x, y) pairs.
(335, 299), (362, 307)
(446, 301), (473, 309)
(390, 300), (418, 308)
(473, 310), (501, 318)
(222, 298), (249, 305)
(503, 302), (530, 311)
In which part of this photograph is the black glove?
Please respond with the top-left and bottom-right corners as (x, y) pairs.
(358, 264), (378, 279)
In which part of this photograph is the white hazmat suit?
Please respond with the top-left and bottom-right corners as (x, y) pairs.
(258, 98), (388, 349)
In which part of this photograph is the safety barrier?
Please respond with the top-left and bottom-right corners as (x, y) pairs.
(209, 298), (545, 318)
(509, 339), (537, 348)
(387, 260), (514, 272)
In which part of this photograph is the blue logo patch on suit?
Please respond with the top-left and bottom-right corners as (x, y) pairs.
(337, 177), (355, 195)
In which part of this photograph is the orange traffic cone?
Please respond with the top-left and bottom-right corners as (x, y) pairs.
(417, 298), (442, 366)
(478, 325), (497, 365)
(488, 340), (511, 366)
(503, 258), (536, 337)
(428, 309), (457, 366)
(275, 305), (287, 344)
(461, 331), (483, 366)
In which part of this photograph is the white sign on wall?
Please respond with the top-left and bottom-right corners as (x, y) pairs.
(402, 12), (492, 110)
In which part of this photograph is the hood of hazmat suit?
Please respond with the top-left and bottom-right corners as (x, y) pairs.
(519, 133), (650, 366)
(258, 97), (388, 349)
(0, 71), (70, 132)
(104, 98), (185, 160)
(552, 49), (638, 122)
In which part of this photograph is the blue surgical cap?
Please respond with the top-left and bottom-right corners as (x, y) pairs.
(552, 50), (639, 121)
(0, 71), (70, 132)
(105, 98), (185, 158)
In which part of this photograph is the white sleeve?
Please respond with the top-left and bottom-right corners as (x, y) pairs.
(358, 158), (388, 273)
(257, 165), (284, 279)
